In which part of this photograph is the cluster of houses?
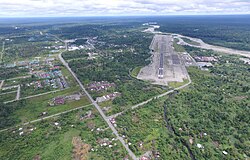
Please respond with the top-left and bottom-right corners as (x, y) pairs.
(139, 151), (160, 160)
(240, 58), (250, 65)
(5, 56), (56, 69)
(27, 76), (67, 90)
(140, 156), (151, 160)
(194, 56), (218, 62)
(80, 110), (93, 120)
(27, 72), (67, 90)
(4, 59), (38, 69)
(87, 81), (116, 92)
(28, 63), (68, 90)
(33, 69), (61, 79)
(45, 37), (96, 51)
(97, 138), (117, 148)
(109, 117), (117, 127)
(96, 92), (121, 103)
(14, 127), (36, 136)
(49, 93), (81, 106)
(193, 56), (218, 70)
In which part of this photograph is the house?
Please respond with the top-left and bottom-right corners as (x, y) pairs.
(197, 62), (213, 70)
(96, 92), (121, 103)
(194, 56), (218, 62)
(87, 81), (116, 92)
(109, 118), (116, 124)
(65, 94), (81, 101)
(54, 97), (65, 105)
(140, 156), (150, 160)
(240, 58), (250, 65)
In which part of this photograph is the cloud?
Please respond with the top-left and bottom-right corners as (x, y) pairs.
(0, 0), (249, 17)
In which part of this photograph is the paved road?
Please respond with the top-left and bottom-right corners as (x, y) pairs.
(58, 52), (138, 160)
(0, 104), (92, 133)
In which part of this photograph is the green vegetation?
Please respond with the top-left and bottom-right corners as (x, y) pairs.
(168, 79), (189, 88)
(116, 98), (191, 159)
(0, 106), (130, 159)
(4, 77), (30, 87)
(0, 87), (17, 94)
(115, 49), (249, 159)
(0, 87), (91, 129)
(182, 37), (200, 46)
(173, 38), (186, 52)
(62, 50), (89, 61)
(158, 16), (250, 51)
(184, 45), (219, 57)
(0, 92), (16, 102)
(66, 29), (167, 115)
(165, 65), (249, 159)
(0, 67), (28, 80)
(1, 17), (249, 159)
(130, 67), (142, 78)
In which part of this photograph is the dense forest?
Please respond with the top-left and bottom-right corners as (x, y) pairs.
(154, 15), (250, 51)
(116, 49), (249, 159)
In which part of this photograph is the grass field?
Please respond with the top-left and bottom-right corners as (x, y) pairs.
(0, 87), (17, 94)
(3, 79), (22, 87)
(130, 67), (142, 78)
(0, 92), (16, 102)
(168, 79), (189, 88)
(173, 38), (186, 52)
(182, 37), (201, 46)
(4, 86), (91, 127)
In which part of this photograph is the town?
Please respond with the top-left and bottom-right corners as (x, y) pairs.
(0, 14), (249, 160)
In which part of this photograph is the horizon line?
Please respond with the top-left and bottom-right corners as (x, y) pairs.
(1, 13), (250, 18)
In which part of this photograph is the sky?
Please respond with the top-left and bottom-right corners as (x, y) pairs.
(0, 0), (250, 17)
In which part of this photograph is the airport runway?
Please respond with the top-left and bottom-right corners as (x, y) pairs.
(138, 34), (188, 85)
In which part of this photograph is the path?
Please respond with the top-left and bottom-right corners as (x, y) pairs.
(4, 89), (61, 104)
(0, 104), (92, 133)
(0, 90), (17, 96)
(7, 75), (31, 81)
